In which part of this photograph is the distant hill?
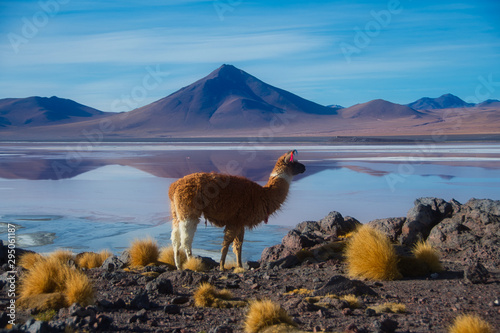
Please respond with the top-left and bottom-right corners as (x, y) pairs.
(340, 99), (424, 119)
(407, 93), (475, 110)
(0, 96), (111, 127)
(0, 66), (499, 139)
(109, 64), (336, 133)
(477, 99), (500, 108)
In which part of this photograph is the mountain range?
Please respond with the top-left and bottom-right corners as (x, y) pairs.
(1, 64), (499, 139)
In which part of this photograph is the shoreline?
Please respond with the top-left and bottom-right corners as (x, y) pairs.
(1, 133), (500, 144)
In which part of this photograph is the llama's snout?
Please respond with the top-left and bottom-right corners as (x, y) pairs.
(294, 162), (306, 175)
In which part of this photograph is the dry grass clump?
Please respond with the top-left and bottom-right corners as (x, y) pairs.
(128, 238), (159, 267)
(18, 257), (94, 311)
(345, 225), (402, 281)
(64, 267), (95, 306)
(76, 250), (112, 269)
(283, 288), (313, 296)
(340, 294), (362, 309)
(369, 302), (406, 314)
(48, 249), (75, 264)
(233, 267), (246, 274)
(18, 252), (44, 270)
(448, 314), (493, 333)
(244, 299), (298, 333)
(183, 257), (208, 272)
(412, 240), (443, 273)
(193, 283), (235, 308)
(158, 246), (186, 268)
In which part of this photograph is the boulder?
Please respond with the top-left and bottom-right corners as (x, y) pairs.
(367, 217), (406, 242)
(427, 198), (500, 268)
(313, 275), (377, 297)
(399, 197), (454, 245)
(260, 212), (360, 264)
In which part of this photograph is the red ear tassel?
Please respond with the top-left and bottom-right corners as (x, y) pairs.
(290, 150), (297, 162)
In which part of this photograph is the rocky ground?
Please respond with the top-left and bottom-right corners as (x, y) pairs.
(0, 197), (499, 333)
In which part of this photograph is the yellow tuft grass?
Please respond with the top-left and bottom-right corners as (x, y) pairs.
(194, 283), (234, 308)
(233, 267), (246, 274)
(63, 267), (94, 306)
(158, 246), (187, 268)
(369, 302), (406, 314)
(128, 238), (159, 267)
(412, 240), (443, 273)
(48, 249), (75, 264)
(183, 257), (208, 272)
(340, 294), (362, 309)
(76, 250), (112, 269)
(283, 288), (313, 296)
(18, 256), (94, 311)
(18, 252), (44, 270)
(448, 314), (493, 333)
(244, 299), (297, 333)
(344, 225), (402, 281)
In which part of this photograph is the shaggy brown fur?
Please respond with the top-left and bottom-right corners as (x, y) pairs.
(169, 150), (305, 270)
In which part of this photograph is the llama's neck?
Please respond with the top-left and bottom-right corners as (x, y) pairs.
(263, 174), (291, 216)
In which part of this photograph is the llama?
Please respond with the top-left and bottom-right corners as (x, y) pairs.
(169, 150), (306, 270)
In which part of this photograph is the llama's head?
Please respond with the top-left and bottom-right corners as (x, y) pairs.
(271, 150), (306, 181)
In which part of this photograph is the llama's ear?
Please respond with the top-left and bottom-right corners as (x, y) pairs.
(285, 150), (298, 163)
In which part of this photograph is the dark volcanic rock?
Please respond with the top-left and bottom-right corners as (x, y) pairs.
(146, 274), (174, 294)
(100, 255), (126, 272)
(313, 275), (377, 297)
(464, 260), (490, 284)
(261, 212), (360, 263)
(399, 197), (453, 245)
(427, 198), (500, 268)
(367, 217), (406, 242)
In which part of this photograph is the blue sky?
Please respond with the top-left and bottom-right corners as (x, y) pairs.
(1, 0), (499, 111)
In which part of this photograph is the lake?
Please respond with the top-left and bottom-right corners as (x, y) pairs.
(1, 141), (499, 262)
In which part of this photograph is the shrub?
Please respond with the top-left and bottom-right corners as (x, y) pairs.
(244, 299), (297, 333)
(369, 302), (406, 314)
(18, 256), (94, 311)
(77, 250), (112, 269)
(48, 249), (75, 264)
(129, 238), (159, 267)
(18, 252), (44, 270)
(344, 225), (402, 280)
(158, 246), (186, 268)
(193, 283), (233, 308)
(340, 294), (362, 309)
(412, 240), (443, 273)
(182, 257), (208, 272)
(448, 314), (492, 333)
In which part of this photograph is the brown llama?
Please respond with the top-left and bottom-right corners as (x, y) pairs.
(169, 150), (306, 270)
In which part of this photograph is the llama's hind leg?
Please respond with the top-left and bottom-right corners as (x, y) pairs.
(171, 224), (182, 270)
(179, 217), (199, 261)
(232, 228), (245, 268)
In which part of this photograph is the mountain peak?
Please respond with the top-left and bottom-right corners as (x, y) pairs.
(408, 93), (474, 110)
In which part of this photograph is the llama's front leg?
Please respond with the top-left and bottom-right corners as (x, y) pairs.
(171, 225), (182, 270)
(233, 228), (245, 268)
(220, 227), (236, 271)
